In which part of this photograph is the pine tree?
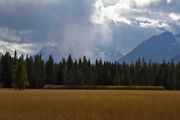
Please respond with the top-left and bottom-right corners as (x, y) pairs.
(56, 62), (64, 85)
(25, 55), (34, 88)
(12, 51), (18, 86)
(71, 61), (83, 85)
(1, 52), (14, 88)
(1, 51), (180, 90)
(12, 55), (29, 89)
(0, 57), (2, 86)
(64, 55), (74, 85)
(166, 61), (176, 90)
(46, 55), (56, 84)
(34, 54), (46, 88)
(175, 62), (180, 90)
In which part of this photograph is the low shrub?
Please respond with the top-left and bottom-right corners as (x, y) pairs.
(44, 85), (165, 90)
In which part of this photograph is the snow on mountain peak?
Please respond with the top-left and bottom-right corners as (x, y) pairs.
(39, 45), (124, 62)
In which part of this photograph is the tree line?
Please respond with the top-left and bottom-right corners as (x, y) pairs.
(0, 51), (180, 90)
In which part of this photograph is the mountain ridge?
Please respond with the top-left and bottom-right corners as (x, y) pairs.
(120, 32), (180, 63)
(39, 45), (124, 62)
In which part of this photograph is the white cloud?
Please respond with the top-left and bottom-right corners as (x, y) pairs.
(169, 13), (180, 21)
(0, 27), (33, 43)
(136, 17), (172, 31)
(131, 0), (162, 7)
(102, 0), (163, 7)
(167, 0), (172, 4)
(0, 40), (36, 56)
(0, 0), (180, 57)
(92, 0), (175, 31)
(92, 0), (132, 25)
(91, 0), (180, 54)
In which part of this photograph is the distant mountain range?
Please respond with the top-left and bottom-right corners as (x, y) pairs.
(120, 32), (180, 63)
(39, 45), (124, 62)
(1, 31), (180, 63)
(103, 47), (124, 62)
(0, 44), (16, 56)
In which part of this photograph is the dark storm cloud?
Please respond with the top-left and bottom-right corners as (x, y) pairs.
(0, 0), (180, 57)
(0, 0), (94, 43)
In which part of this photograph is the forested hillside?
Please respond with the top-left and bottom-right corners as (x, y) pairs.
(0, 51), (180, 90)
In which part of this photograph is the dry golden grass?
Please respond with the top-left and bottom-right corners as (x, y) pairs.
(0, 89), (180, 120)
(44, 85), (165, 90)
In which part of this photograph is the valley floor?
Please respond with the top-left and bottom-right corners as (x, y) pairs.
(0, 89), (180, 120)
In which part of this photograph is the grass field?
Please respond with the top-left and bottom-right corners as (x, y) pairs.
(0, 90), (180, 120)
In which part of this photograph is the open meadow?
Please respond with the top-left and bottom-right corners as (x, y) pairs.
(0, 89), (180, 120)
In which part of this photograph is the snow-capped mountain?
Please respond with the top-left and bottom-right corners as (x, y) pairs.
(0, 44), (14, 55)
(94, 47), (124, 62)
(39, 46), (55, 60)
(104, 48), (124, 62)
(39, 45), (63, 62)
(39, 45), (124, 62)
(120, 32), (180, 63)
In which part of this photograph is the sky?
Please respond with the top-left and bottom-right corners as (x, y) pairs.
(0, 0), (180, 58)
